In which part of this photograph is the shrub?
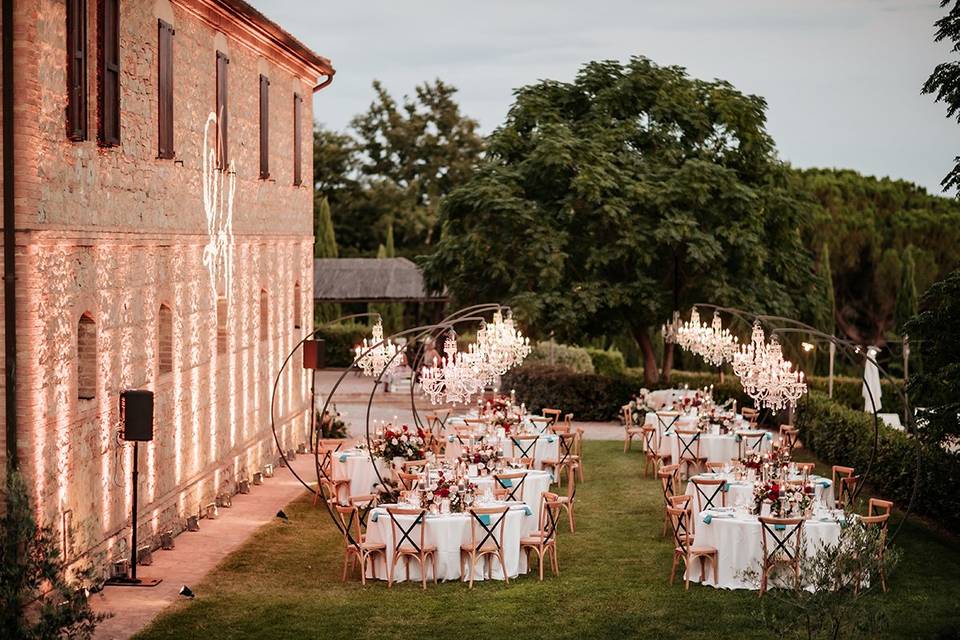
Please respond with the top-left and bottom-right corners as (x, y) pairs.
(525, 340), (594, 373)
(314, 323), (369, 368)
(796, 390), (960, 530)
(585, 348), (625, 376)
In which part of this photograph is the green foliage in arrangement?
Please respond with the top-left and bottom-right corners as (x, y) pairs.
(905, 269), (960, 447)
(795, 168), (960, 343)
(313, 80), (484, 257)
(741, 519), (901, 640)
(524, 341), (595, 374)
(1, 472), (108, 639)
(585, 347), (626, 377)
(796, 391), (960, 531)
(313, 323), (370, 368)
(423, 56), (821, 385)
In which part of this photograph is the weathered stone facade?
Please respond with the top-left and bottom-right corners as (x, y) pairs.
(0, 0), (332, 577)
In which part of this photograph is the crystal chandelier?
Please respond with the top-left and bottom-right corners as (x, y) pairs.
(418, 333), (485, 405)
(475, 309), (531, 376)
(662, 310), (682, 345)
(677, 307), (710, 355)
(699, 312), (739, 366)
(354, 319), (401, 378)
(754, 335), (807, 411)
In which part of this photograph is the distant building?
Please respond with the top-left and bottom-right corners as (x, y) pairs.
(0, 0), (333, 576)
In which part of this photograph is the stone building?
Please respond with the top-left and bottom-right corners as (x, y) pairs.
(0, 0), (333, 577)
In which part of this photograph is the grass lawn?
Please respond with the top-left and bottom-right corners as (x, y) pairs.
(136, 441), (960, 640)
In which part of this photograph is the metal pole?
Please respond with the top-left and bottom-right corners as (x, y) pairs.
(903, 335), (910, 426)
(309, 368), (317, 449)
(130, 442), (139, 582)
(828, 341), (835, 398)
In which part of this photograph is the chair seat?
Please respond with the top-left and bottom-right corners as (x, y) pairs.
(459, 543), (501, 553)
(521, 535), (555, 546)
(688, 546), (717, 556)
(556, 496), (573, 504)
(626, 427), (643, 434)
(396, 545), (437, 554)
(352, 541), (386, 551)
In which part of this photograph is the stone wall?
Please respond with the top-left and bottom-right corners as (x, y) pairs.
(3, 0), (326, 575)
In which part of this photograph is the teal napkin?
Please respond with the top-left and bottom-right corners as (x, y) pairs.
(448, 435), (455, 442)
(816, 479), (832, 488)
(478, 514), (491, 526)
(703, 514), (713, 525)
(721, 482), (730, 493)
(339, 454), (348, 463)
(523, 506), (532, 517)
(498, 478), (513, 488)
(765, 432), (773, 441)
(775, 524), (786, 531)
(546, 436), (557, 443)
(370, 511), (379, 523)
(735, 434), (742, 442)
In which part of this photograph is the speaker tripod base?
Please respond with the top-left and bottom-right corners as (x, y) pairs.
(105, 576), (163, 588)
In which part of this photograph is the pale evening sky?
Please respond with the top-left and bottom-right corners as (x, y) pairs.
(255, 0), (959, 195)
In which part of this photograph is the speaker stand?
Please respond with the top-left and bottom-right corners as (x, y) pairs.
(106, 441), (162, 588)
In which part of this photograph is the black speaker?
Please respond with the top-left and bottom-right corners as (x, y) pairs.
(302, 339), (326, 370)
(120, 389), (154, 442)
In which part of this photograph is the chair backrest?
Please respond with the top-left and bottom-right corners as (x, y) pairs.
(655, 411), (682, 435)
(556, 432), (576, 464)
(737, 429), (767, 458)
(463, 418), (487, 430)
(397, 471), (421, 491)
(758, 516), (804, 565)
(494, 471), (527, 502)
(510, 434), (538, 461)
(741, 407), (760, 424)
(666, 505), (693, 553)
(779, 424), (799, 449)
(642, 425), (659, 453)
(386, 506), (428, 554)
(795, 462), (815, 479)
(318, 438), (352, 453)
(550, 422), (571, 435)
(621, 404), (634, 427)
(539, 492), (562, 541)
(468, 505), (510, 553)
(335, 504), (363, 547)
(668, 494), (692, 510)
(675, 428), (701, 462)
(320, 478), (341, 507)
(705, 461), (726, 472)
(528, 416), (551, 434)
(860, 513), (890, 546)
(348, 493), (378, 529)
(658, 464), (680, 503)
(832, 465), (857, 505)
(868, 498), (893, 517)
(402, 459), (428, 472)
(542, 408), (562, 425)
(690, 477), (726, 513)
(505, 456), (534, 469)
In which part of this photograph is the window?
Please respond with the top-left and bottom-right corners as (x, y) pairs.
(157, 20), (175, 159)
(66, 0), (88, 141)
(216, 297), (227, 354)
(259, 74), (269, 178)
(77, 314), (96, 400)
(293, 93), (302, 186)
(216, 51), (229, 169)
(260, 290), (269, 341)
(293, 282), (301, 330)
(98, 0), (120, 146)
(158, 304), (173, 373)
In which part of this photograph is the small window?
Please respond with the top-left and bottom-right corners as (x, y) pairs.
(77, 314), (96, 400)
(293, 93), (302, 186)
(216, 297), (227, 354)
(98, 0), (120, 146)
(158, 304), (173, 373)
(157, 20), (175, 159)
(216, 51), (229, 169)
(259, 74), (269, 178)
(260, 289), (269, 341)
(293, 282), (301, 330)
(66, 0), (88, 141)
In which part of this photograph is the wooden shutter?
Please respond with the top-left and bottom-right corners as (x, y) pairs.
(97, 0), (120, 146)
(293, 93), (302, 186)
(259, 74), (269, 178)
(216, 51), (229, 170)
(157, 20), (174, 159)
(66, 0), (88, 140)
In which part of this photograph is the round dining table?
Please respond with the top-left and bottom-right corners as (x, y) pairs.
(683, 472), (835, 522)
(685, 509), (844, 590)
(364, 501), (536, 582)
(444, 433), (560, 471)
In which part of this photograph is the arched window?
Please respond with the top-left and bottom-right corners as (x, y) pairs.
(260, 289), (269, 341)
(217, 297), (228, 354)
(159, 304), (173, 373)
(293, 282), (301, 330)
(77, 313), (96, 400)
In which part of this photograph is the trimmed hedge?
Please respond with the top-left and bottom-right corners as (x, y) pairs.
(585, 348), (626, 377)
(525, 340), (595, 373)
(314, 323), (370, 367)
(797, 391), (960, 530)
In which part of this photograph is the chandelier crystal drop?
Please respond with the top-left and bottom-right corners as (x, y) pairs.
(700, 312), (739, 366)
(418, 333), (486, 405)
(354, 319), (402, 378)
(754, 335), (807, 411)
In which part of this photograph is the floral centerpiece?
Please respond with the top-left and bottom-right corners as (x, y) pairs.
(626, 389), (653, 425)
(317, 403), (349, 439)
(697, 406), (736, 433)
(421, 470), (477, 513)
(372, 424), (427, 461)
(481, 396), (522, 435)
(753, 480), (813, 517)
(742, 450), (763, 470)
(460, 442), (503, 475)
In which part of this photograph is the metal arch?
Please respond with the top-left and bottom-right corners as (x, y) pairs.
(682, 303), (919, 543)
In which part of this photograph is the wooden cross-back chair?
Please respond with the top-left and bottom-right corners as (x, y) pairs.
(493, 471), (527, 503)
(520, 492), (562, 581)
(758, 516), (805, 596)
(658, 464), (680, 537)
(737, 430), (768, 459)
(509, 434), (538, 468)
(460, 505), (510, 588)
(689, 477), (727, 519)
(779, 424), (800, 450)
(335, 504), (386, 585)
(832, 465), (858, 509)
(385, 506), (438, 589)
(675, 428), (706, 479)
(667, 504), (718, 590)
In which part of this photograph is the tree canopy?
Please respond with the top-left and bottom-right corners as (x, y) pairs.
(313, 80), (484, 257)
(923, 0), (960, 193)
(422, 57), (820, 383)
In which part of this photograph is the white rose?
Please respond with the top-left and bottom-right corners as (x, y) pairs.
(401, 434), (408, 442)
(426, 491), (434, 500)
(391, 438), (399, 446)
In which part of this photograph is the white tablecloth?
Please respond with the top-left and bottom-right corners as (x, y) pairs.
(686, 511), (843, 589)
(364, 503), (535, 582)
(662, 432), (740, 465)
(683, 473), (835, 522)
(331, 449), (390, 501)
(646, 389), (700, 410)
(444, 434), (560, 471)
(470, 470), (552, 525)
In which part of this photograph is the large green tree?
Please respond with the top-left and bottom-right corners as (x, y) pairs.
(796, 168), (960, 344)
(423, 57), (820, 384)
(923, 0), (960, 192)
(313, 80), (484, 257)
(904, 269), (960, 446)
